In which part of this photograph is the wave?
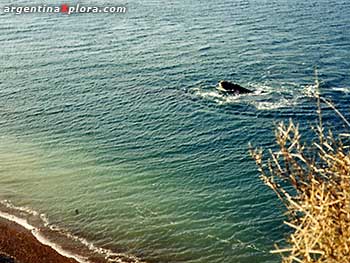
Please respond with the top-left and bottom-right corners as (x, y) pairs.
(0, 200), (145, 263)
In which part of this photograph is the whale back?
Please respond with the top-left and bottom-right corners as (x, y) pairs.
(218, 81), (252, 94)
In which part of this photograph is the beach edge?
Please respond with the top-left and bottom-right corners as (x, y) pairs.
(0, 215), (83, 263)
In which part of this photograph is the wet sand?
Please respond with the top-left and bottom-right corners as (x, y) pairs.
(0, 217), (79, 263)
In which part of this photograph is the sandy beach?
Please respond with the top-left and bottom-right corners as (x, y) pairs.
(0, 217), (79, 263)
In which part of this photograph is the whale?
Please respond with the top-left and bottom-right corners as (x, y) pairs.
(217, 80), (252, 95)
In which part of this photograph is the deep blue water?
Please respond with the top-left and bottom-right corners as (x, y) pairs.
(0, 0), (350, 262)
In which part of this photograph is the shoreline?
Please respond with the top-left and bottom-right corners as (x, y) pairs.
(0, 215), (81, 263)
(0, 205), (145, 263)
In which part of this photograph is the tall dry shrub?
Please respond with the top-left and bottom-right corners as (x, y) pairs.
(251, 73), (350, 263)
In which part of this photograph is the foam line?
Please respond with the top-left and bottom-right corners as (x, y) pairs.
(0, 211), (90, 263)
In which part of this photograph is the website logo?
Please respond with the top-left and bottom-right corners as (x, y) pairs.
(2, 4), (127, 15)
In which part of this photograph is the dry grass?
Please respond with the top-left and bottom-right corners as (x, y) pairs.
(250, 72), (350, 263)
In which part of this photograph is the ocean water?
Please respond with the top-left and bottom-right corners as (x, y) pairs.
(0, 0), (350, 262)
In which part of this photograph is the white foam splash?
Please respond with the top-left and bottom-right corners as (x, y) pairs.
(192, 88), (240, 105)
(252, 97), (299, 110)
(302, 84), (318, 97)
(332, 87), (350, 93)
(192, 84), (299, 110)
(0, 200), (39, 216)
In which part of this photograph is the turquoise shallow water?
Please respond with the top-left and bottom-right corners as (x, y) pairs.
(0, 0), (350, 262)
